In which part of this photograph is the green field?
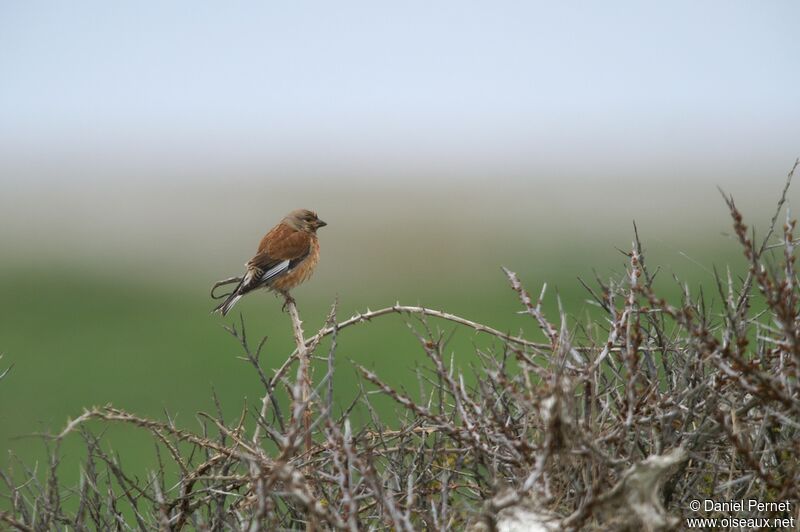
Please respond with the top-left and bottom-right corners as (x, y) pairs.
(0, 173), (778, 505)
(0, 226), (748, 491)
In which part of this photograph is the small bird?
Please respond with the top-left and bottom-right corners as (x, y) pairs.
(213, 209), (326, 316)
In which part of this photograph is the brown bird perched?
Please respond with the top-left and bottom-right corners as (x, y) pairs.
(213, 209), (326, 316)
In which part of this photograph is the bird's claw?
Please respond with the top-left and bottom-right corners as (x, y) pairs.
(281, 293), (296, 312)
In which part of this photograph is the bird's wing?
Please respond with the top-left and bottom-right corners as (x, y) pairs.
(258, 259), (291, 283)
(242, 225), (312, 290)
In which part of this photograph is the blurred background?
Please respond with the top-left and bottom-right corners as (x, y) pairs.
(1, 1), (799, 480)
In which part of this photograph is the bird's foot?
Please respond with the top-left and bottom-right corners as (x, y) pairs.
(280, 292), (296, 312)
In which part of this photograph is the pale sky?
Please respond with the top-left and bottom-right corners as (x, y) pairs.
(1, 1), (798, 182)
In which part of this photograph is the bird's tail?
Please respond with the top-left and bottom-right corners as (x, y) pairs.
(214, 292), (243, 316)
(212, 277), (245, 316)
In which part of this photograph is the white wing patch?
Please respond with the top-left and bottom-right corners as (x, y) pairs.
(261, 260), (291, 283)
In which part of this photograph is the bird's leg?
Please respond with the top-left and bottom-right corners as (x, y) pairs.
(280, 290), (296, 312)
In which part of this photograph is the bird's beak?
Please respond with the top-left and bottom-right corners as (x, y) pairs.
(316, 219), (327, 228)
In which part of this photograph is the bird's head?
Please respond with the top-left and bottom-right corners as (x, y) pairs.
(285, 209), (327, 233)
